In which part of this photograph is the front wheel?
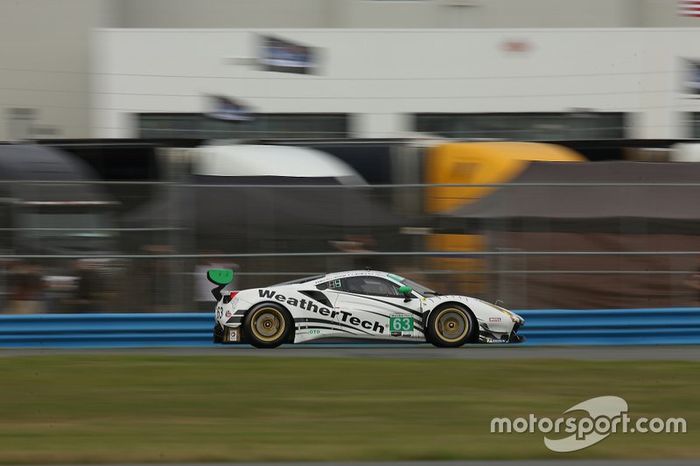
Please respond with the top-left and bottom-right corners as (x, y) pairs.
(243, 303), (292, 348)
(426, 305), (476, 348)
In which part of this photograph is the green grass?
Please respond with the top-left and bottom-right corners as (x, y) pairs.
(0, 355), (697, 463)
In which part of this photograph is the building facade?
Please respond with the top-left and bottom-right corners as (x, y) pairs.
(2, 0), (700, 140)
(93, 27), (700, 139)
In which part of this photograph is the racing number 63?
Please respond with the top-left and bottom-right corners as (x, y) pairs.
(389, 315), (414, 332)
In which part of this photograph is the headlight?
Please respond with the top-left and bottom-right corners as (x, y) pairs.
(497, 306), (521, 323)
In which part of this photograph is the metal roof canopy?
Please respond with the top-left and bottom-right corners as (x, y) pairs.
(0, 144), (110, 203)
(446, 161), (700, 231)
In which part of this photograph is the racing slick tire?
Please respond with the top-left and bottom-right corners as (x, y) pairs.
(426, 304), (476, 348)
(243, 303), (293, 348)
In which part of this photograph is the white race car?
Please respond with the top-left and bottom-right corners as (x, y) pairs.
(209, 269), (524, 348)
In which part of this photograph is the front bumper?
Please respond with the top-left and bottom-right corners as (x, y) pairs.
(478, 321), (524, 344)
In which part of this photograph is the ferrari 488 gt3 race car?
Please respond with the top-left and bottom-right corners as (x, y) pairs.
(209, 269), (524, 348)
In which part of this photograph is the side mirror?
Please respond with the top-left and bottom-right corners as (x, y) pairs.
(399, 285), (413, 301)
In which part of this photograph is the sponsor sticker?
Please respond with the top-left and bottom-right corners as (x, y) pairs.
(258, 289), (385, 333)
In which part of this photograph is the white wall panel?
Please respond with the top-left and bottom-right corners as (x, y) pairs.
(93, 28), (700, 138)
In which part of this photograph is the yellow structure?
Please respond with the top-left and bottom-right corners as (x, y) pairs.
(424, 142), (585, 294)
(425, 142), (584, 214)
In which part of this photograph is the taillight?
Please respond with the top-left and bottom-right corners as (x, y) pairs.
(223, 291), (238, 304)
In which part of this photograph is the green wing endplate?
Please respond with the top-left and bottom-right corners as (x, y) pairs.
(207, 268), (234, 286)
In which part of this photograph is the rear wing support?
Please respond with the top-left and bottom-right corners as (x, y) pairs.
(207, 269), (234, 301)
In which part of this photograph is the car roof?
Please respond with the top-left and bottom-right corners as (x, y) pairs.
(314, 270), (401, 282)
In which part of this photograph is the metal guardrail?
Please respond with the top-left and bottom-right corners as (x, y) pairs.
(521, 308), (700, 345)
(1, 308), (699, 348)
(0, 313), (211, 348)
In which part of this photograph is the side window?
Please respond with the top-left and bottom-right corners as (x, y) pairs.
(316, 279), (341, 291)
(342, 276), (402, 297)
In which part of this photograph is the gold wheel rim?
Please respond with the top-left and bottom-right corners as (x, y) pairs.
(434, 308), (468, 343)
(250, 307), (286, 342)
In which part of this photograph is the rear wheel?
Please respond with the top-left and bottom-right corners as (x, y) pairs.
(244, 303), (291, 348)
(426, 305), (476, 348)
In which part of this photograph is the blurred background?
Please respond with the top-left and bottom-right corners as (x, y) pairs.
(3, 0), (700, 313)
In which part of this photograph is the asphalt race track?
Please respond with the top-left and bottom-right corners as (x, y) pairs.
(3, 345), (700, 360)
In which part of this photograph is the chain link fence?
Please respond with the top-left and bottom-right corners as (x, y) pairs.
(1, 180), (699, 313)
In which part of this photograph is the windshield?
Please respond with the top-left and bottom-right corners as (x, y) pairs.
(388, 273), (438, 296)
(402, 278), (438, 296)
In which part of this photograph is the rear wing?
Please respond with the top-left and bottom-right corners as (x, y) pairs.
(207, 269), (234, 301)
